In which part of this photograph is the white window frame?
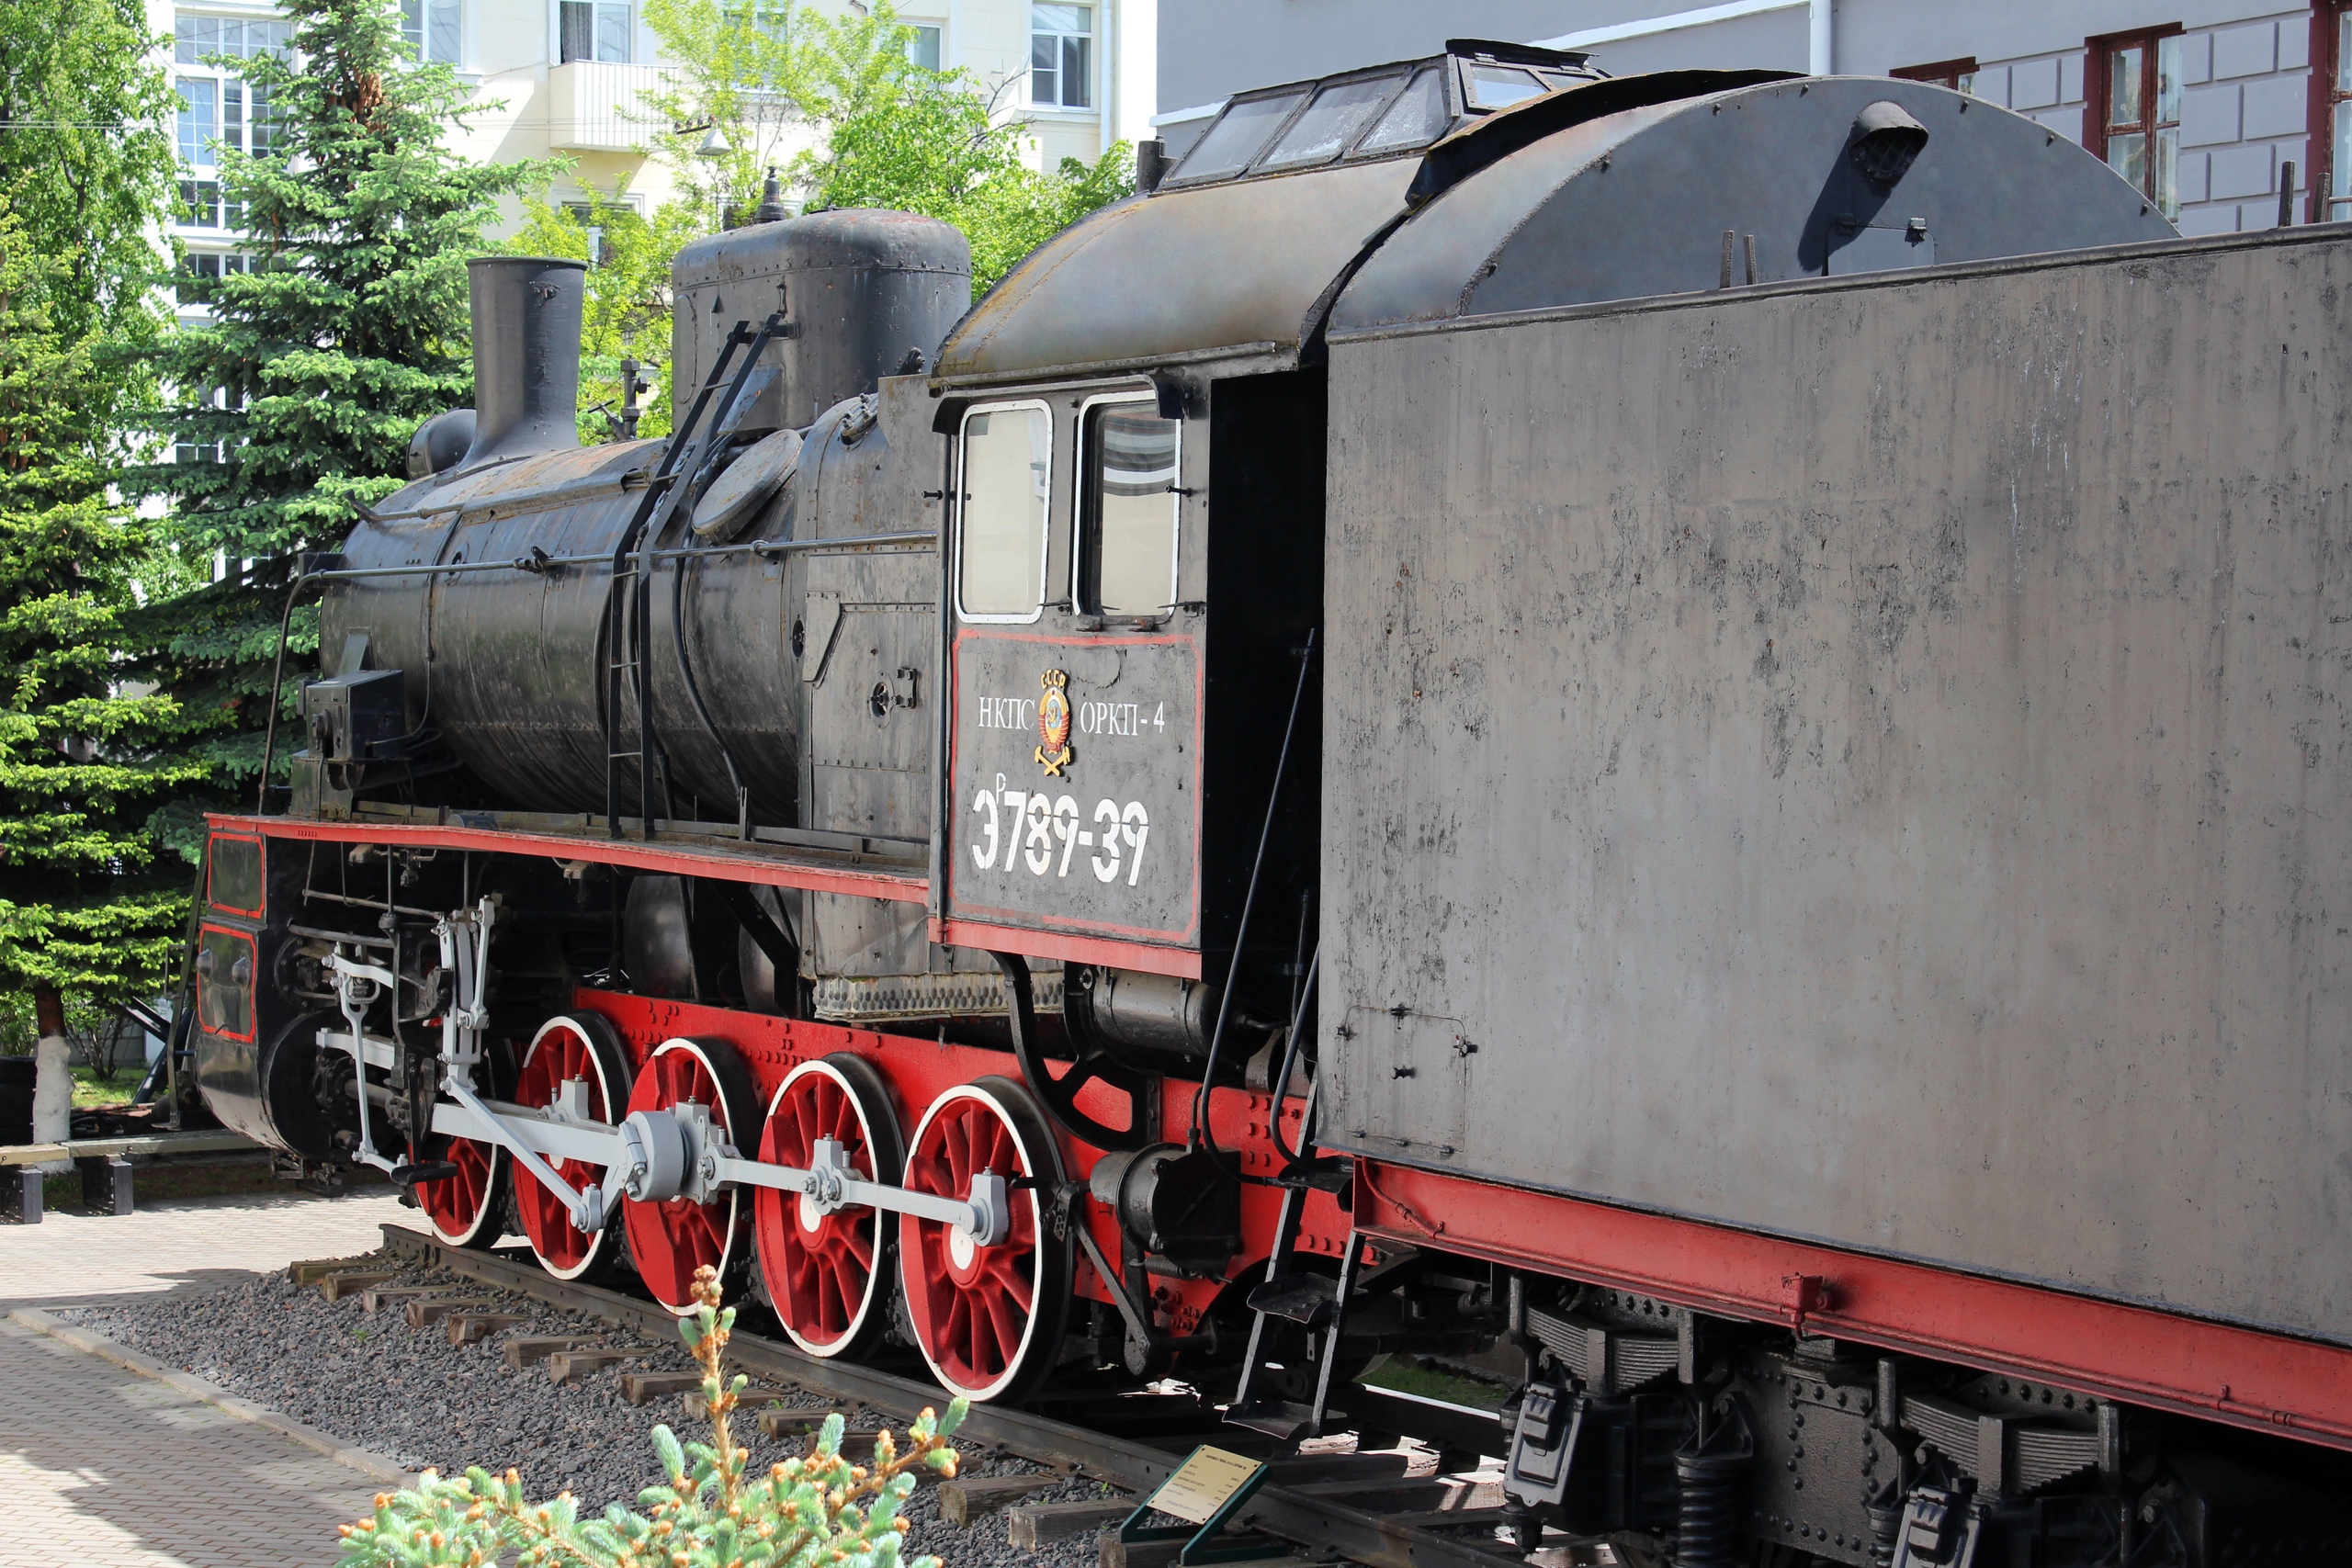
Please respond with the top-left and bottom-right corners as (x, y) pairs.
(1070, 390), (1182, 618)
(401, 0), (465, 65)
(955, 399), (1055, 626)
(560, 0), (633, 64)
(173, 12), (289, 233)
(1028, 3), (1094, 112)
(901, 17), (944, 71)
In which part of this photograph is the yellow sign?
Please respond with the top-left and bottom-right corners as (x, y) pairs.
(1148, 1447), (1263, 1527)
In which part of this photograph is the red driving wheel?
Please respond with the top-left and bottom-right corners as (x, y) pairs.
(621, 1035), (760, 1314)
(513, 1013), (633, 1281)
(414, 1131), (507, 1248)
(898, 1076), (1072, 1403)
(753, 1054), (904, 1359)
(414, 1041), (513, 1249)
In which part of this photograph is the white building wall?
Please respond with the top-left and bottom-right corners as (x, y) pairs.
(157, 0), (1154, 307)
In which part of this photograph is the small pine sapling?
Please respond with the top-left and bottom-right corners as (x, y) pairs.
(335, 1264), (966, 1568)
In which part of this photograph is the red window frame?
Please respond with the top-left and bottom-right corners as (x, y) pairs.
(206, 830), (266, 918)
(2084, 24), (2185, 216)
(2311, 3), (2352, 221)
(195, 925), (257, 1043)
(1890, 56), (1978, 94)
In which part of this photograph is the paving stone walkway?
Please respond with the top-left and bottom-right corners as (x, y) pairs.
(0, 1188), (412, 1308)
(0, 1188), (418, 1566)
(0, 1317), (379, 1567)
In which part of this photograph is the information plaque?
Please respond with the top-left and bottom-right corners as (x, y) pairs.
(1114, 1444), (1277, 1565)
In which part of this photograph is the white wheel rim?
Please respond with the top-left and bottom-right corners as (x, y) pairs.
(760, 1056), (888, 1357)
(899, 1082), (1053, 1403)
(622, 1037), (745, 1316)
(517, 1014), (623, 1281)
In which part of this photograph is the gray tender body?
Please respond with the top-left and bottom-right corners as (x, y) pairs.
(1319, 228), (2352, 1346)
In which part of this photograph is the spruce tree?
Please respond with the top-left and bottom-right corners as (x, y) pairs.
(0, 197), (205, 1054)
(129, 0), (546, 825)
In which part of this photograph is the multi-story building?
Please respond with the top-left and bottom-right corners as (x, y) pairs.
(156, 0), (1156, 310)
(1155, 1), (2337, 239)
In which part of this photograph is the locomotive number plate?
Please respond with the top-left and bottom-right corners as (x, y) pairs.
(945, 629), (1200, 947)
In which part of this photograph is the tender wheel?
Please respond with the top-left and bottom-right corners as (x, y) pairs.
(753, 1054), (905, 1359)
(621, 1035), (760, 1314)
(898, 1076), (1072, 1403)
(414, 1043), (513, 1249)
(513, 1012), (633, 1281)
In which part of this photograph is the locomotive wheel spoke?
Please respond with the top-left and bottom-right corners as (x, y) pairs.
(417, 1132), (505, 1249)
(622, 1036), (756, 1315)
(752, 1054), (902, 1359)
(897, 1077), (1072, 1404)
(514, 1015), (630, 1282)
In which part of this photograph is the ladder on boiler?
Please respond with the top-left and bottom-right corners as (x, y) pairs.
(599, 310), (790, 840)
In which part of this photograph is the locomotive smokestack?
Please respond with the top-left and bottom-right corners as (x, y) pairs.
(457, 255), (586, 472)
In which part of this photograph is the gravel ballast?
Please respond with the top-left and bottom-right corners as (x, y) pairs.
(56, 1252), (1121, 1568)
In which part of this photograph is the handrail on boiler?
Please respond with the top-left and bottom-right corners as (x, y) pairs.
(250, 528), (936, 812)
(293, 529), (938, 582)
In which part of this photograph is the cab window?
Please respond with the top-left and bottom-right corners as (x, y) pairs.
(1080, 400), (1181, 617)
(209, 834), (263, 915)
(956, 404), (1052, 621)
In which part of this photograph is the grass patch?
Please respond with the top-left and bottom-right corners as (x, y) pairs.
(72, 1065), (145, 1109)
(1358, 1355), (1512, 1411)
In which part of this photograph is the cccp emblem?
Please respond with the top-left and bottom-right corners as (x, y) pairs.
(1035, 669), (1073, 776)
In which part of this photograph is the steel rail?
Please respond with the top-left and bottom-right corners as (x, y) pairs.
(376, 1223), (1522, 1568)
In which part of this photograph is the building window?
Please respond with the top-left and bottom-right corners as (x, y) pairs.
(903, 20), (943, 71)
(563, 203), (608, 265)
(401, 0), (461, 63)
(2086, 28), (2183, 219)
(174, 14), (292, 63)
(177, 251), (253, 304)
(720, 2), (786, 40)
(2315, 4), (2352, 220)
(1029, 3), (1091, 111)
(1891, 57), (1978, 95)
(174, 12), (288, 231)
(560, 0), (631, 63)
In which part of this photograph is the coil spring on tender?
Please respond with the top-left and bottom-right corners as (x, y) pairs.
(1671, 1419), (1752, 1568)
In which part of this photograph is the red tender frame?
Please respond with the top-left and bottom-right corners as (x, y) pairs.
(1352, 1161), (2352, 1453)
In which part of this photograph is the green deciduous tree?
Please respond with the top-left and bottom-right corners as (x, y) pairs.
(0, 0), (179, 351)
(810, 74), (1131, 292)
(639, 0), (1131, 292)
(128, 0), (548, 829)
(508, 185), (702, 442)
(0, 196), (206, 1043)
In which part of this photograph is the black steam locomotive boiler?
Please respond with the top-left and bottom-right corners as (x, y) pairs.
(194, 39), (2352, 1566)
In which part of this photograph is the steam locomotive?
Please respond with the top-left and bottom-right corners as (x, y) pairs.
(193, 39), (2352, 1566)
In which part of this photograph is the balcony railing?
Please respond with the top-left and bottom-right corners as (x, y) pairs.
(548, 61), (673, 152)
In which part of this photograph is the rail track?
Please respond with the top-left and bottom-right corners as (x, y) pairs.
(378, 1223), (1546, 1568)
